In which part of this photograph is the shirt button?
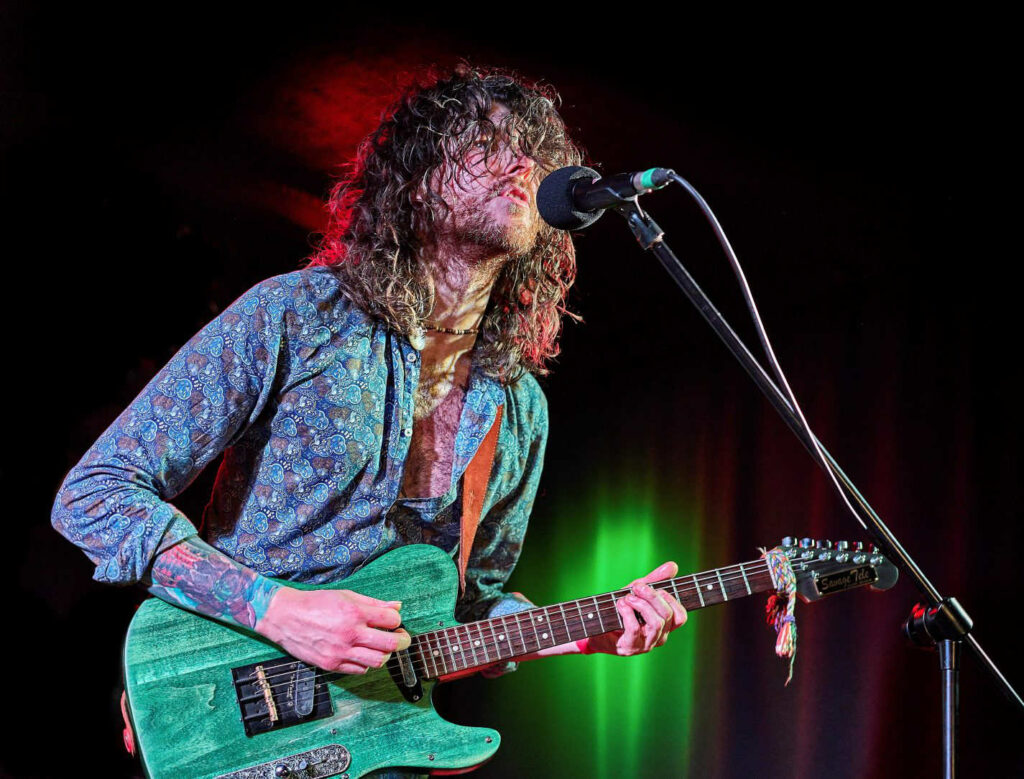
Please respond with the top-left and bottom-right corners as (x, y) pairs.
(402, 427), (412, 437)
(406, 352), (417, 363)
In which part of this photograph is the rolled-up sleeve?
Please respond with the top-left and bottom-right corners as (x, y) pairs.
(51, 277), (289, 584)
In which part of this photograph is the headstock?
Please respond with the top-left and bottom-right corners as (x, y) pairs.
(779, 537), (899, 603)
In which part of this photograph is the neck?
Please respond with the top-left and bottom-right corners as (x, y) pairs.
(416, 242), (507, 368)
(421, 241), (505, 331)
(407, 556), (778, 679)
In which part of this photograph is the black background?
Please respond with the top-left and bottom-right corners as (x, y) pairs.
(3, 4), (1021, 777)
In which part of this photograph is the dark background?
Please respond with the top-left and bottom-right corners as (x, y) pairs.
(3, 4), (1022, 777)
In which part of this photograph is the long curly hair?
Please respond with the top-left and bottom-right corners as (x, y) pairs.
(306, 64), (585, 382)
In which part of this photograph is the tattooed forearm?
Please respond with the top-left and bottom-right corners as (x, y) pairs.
(146, 537), (281, 630)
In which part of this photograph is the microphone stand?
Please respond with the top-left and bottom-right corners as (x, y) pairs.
(610, 194), (1023, 779)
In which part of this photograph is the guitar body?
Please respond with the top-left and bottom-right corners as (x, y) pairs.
(123, 544), (499, 778)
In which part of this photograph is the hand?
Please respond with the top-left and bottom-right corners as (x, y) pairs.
(256, 587), (411, 674)
(579, 561), (687, 657)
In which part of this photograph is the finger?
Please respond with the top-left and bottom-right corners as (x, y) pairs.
(627, 594), (666, 651)
(362, 605), (403, 629)
(651, 588), (686, 631)
(631, 583), (673, 621)
(346, 646), (391, 670)
(615, 597), (642, 654)
(632, 561), (679, 586)
(333, 661), (371, 675)
(667, 598), (687, 630)
(343, 590), (403, 610)
(356, 626), (411, 652)
(394, 627), (412, 651)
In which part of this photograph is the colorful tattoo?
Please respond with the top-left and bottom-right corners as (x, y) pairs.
(147, 537), (281, 630)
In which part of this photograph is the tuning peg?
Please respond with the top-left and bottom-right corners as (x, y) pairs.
(815, 540), (833, 550)
(869, 543), (878, 554)
(836, 541), (849, 551)
(782, 536), (797, 547)
(800, 538), (814, 548)
(854, 541), (865, 552)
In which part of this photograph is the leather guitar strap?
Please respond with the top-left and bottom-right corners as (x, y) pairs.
(459, 405), (503, 595)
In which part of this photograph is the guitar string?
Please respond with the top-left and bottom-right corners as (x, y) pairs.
(247, 565), (775, 695)
(247, 560), (777, 690)
(251, 554), (867, 693)
(248, 555), (862, 694)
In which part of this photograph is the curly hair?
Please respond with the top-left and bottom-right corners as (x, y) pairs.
(306, 64), (585, 382)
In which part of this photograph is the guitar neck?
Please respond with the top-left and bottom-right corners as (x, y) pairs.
(412, 558), (775, 679)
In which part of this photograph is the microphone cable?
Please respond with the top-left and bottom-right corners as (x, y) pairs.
(667, 172), (871, 533)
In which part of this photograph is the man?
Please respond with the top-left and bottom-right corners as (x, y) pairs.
(52, 64), (685, 738)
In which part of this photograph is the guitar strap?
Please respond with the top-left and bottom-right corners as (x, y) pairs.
(458, 404), (503, 595)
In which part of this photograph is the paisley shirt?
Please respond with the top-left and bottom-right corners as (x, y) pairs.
(51, 267), (546, 622)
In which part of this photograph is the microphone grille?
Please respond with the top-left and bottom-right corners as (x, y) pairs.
(537, 165), (604, 231)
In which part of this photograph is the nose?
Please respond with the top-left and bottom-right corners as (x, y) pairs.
(501, 146), (535, 181)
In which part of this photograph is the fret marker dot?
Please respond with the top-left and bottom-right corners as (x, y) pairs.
(706, 584), (713, 591)
(452, 646), (459, 653)
(587, 613), (593, 619)
(536, 616), (544, 622)
(498, 634), (505, 640)
(542, 632), (549, 639)
(474, 640), (481, 646)
(432, 650), (440, 656)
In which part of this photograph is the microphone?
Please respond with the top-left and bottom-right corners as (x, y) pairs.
(537, 165), (674, 230)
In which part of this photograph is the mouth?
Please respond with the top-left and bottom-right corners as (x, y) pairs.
(498, 184), (531, 207)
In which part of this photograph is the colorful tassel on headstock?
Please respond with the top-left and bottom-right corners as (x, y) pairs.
(761, 546), (798, 685)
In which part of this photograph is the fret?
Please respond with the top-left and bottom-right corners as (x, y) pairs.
(557, 601), (572, 644)
(486, 618), (505, 662)
(574, 599), (590, 639)
(473, 622), (490, 665)
(418, 636), (435, 679)
(513, 614), (529, 655)
(528, 610), (544, 649)
(715, 568), (729, 601)
(693, 575), (705, 607)
(536, 609), (554, 647)
(420, 632), (434, 678)
(464, 624), (480, 668)
(498, 616), (516, 657)
(411, 637), (426, 679)
(669, 578), (682, 603)
(442, 629), (463, 672)
(591, 596), (607, 633)
(428, 632), (449, 677)
(738, 564), (752, 595)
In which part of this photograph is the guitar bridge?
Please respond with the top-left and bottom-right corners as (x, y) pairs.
(232, 657), (333, 737)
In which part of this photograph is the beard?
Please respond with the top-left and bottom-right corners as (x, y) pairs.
(452, 194), (541, 257)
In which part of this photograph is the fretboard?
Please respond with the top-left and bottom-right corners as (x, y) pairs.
(410, 558), (776, 679)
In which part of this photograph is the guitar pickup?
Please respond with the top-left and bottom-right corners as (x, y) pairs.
(232, 657), (333, 737)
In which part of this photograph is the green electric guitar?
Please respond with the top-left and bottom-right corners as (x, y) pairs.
(122, 538), (897, 778)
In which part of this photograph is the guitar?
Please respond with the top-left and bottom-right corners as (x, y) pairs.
(122, 538), (897, 778)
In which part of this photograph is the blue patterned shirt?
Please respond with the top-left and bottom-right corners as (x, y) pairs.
(51, 267), (546, 621)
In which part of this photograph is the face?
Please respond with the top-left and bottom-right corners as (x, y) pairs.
(432, 103), (542, 256)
